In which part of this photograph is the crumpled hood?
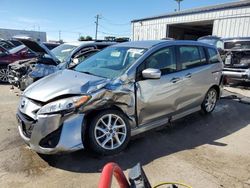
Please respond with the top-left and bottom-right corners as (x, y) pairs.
(23, 69), (108, 102)
(8, 58), (37, 70)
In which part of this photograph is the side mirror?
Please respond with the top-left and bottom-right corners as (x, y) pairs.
(68, 58), (79, 69)
(142, 68), (161, 79)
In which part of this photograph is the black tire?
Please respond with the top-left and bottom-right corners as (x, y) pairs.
(88, 109), (130, 155)
(201, 88), (218, 114)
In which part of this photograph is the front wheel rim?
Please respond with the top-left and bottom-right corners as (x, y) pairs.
(205, 90), (217, 112)
(0, 68), (8, 82)
(94, 114), (127, 150)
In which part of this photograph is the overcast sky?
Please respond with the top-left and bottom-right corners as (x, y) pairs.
(0, 0), (238, 42)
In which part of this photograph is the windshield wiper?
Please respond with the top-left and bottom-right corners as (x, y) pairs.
(79, 71), (93, 75)
(77, 70), (107, 78)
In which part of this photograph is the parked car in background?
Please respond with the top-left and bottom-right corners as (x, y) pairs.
(17, 40), (223, 155)
(43, 42), (60, 50)
(198, 35), (226, 62)
(0, 45), (37, 82)
(223, 37), (250, 83)
(198, 36), (224, 50)
(0, 39), (16, 50)
(8, 39), (23, 47)
(8, 36), (116, 90)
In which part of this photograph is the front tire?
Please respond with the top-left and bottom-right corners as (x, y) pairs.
(88, 110), (130, 155)
(0, 67), (9, 83)
(201, 88), (218, 114)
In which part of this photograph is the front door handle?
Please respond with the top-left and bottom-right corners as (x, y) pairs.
(185, 73), (192, 78)
(171, 77), (181, 83)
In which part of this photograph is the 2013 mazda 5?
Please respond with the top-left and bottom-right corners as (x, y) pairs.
(17, 40), (223, 155)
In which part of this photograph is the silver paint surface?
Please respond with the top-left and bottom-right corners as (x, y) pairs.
(18, 40), (223, 154)
(17, 98), (85, 154)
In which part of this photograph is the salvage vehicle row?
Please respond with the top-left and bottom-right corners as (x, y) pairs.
(8, 36), (115, 90)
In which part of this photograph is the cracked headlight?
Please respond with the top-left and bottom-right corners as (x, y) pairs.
(38, 95), (91, 115)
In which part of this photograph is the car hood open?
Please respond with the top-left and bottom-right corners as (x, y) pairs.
(13, 36), (60, 64)
(23, 69), (108, 102)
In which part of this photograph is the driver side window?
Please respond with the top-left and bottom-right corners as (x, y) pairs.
(145, 47), (176, 74)
(137, 46), (176, 80)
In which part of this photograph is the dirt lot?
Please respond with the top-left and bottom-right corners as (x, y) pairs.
(0, 84), (250, 188)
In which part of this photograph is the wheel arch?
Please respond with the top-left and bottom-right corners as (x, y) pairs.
(209, 84), (221, 99)
(83, 105), (132, 139)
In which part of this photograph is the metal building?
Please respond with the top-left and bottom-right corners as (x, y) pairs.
(0, 28), (46, 42)
(131, 1), (250, 41)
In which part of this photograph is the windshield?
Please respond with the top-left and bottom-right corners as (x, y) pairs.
(224, 41), (250, 50)
(0, 41), (14, 50)
(51, 44), (77, 62)
(75, 47), (146, 79)
(9, 45), (26, 54)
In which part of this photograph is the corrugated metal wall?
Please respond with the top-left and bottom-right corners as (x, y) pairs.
(132, 6), (250, 40)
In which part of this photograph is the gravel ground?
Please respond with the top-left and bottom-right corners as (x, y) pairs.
(0, 84), (250, 188)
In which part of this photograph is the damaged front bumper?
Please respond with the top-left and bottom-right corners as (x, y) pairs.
(17, 110), (85, 155)
(223, 68), (250, 81)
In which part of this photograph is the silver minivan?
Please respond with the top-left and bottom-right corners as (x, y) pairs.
(17, 40), (223, 155)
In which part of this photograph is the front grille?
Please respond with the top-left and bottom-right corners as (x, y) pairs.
(19, 111), (35, 122)
(22, 122), (34, 138)
(17, 111), (35, 139)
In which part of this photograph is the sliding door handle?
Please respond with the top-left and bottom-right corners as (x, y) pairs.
(171, 77), (181, 83)
(185, 73), (192, 78)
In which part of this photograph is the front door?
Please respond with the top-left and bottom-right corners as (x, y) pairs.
(136, 46), (184, 125)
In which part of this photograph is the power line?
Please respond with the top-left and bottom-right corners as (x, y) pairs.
(98, 30), (130, 37)
(101, 17), (130, 26)
(68, 23), (95, 31)
(99, 24), (131, 34)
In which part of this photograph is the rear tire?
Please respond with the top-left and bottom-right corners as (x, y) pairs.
(88, 110), (130, 155)
(201, 88), (218, 114)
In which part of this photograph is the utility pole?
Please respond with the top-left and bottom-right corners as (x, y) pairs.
(174, 0), (184, 11)
(59, 30), (61, 41)
(95, 14), (101, 40)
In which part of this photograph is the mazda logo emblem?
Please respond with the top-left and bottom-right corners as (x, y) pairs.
(21, 99), (26, 108)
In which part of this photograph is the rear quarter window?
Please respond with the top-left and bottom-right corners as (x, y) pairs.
(179, 46), (204, 70)
(207, 48), (220, 64)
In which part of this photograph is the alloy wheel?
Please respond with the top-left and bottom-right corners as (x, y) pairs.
(0, 68), (9, 83)
(94, 114), (127, 150)
(204, 89), (217, 112)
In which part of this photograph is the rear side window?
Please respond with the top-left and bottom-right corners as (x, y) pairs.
(207, 48), (220, 64)
(179, 46), (203, 70)
(199, 47), (207, 64)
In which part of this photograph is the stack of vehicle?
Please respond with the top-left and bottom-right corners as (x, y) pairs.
(7, 36), (115, 90)
(223, 37), (250, 83)
(198, 35), (250, 83)
(0, 43), (37, 83)
(0, 38), (60, 83)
